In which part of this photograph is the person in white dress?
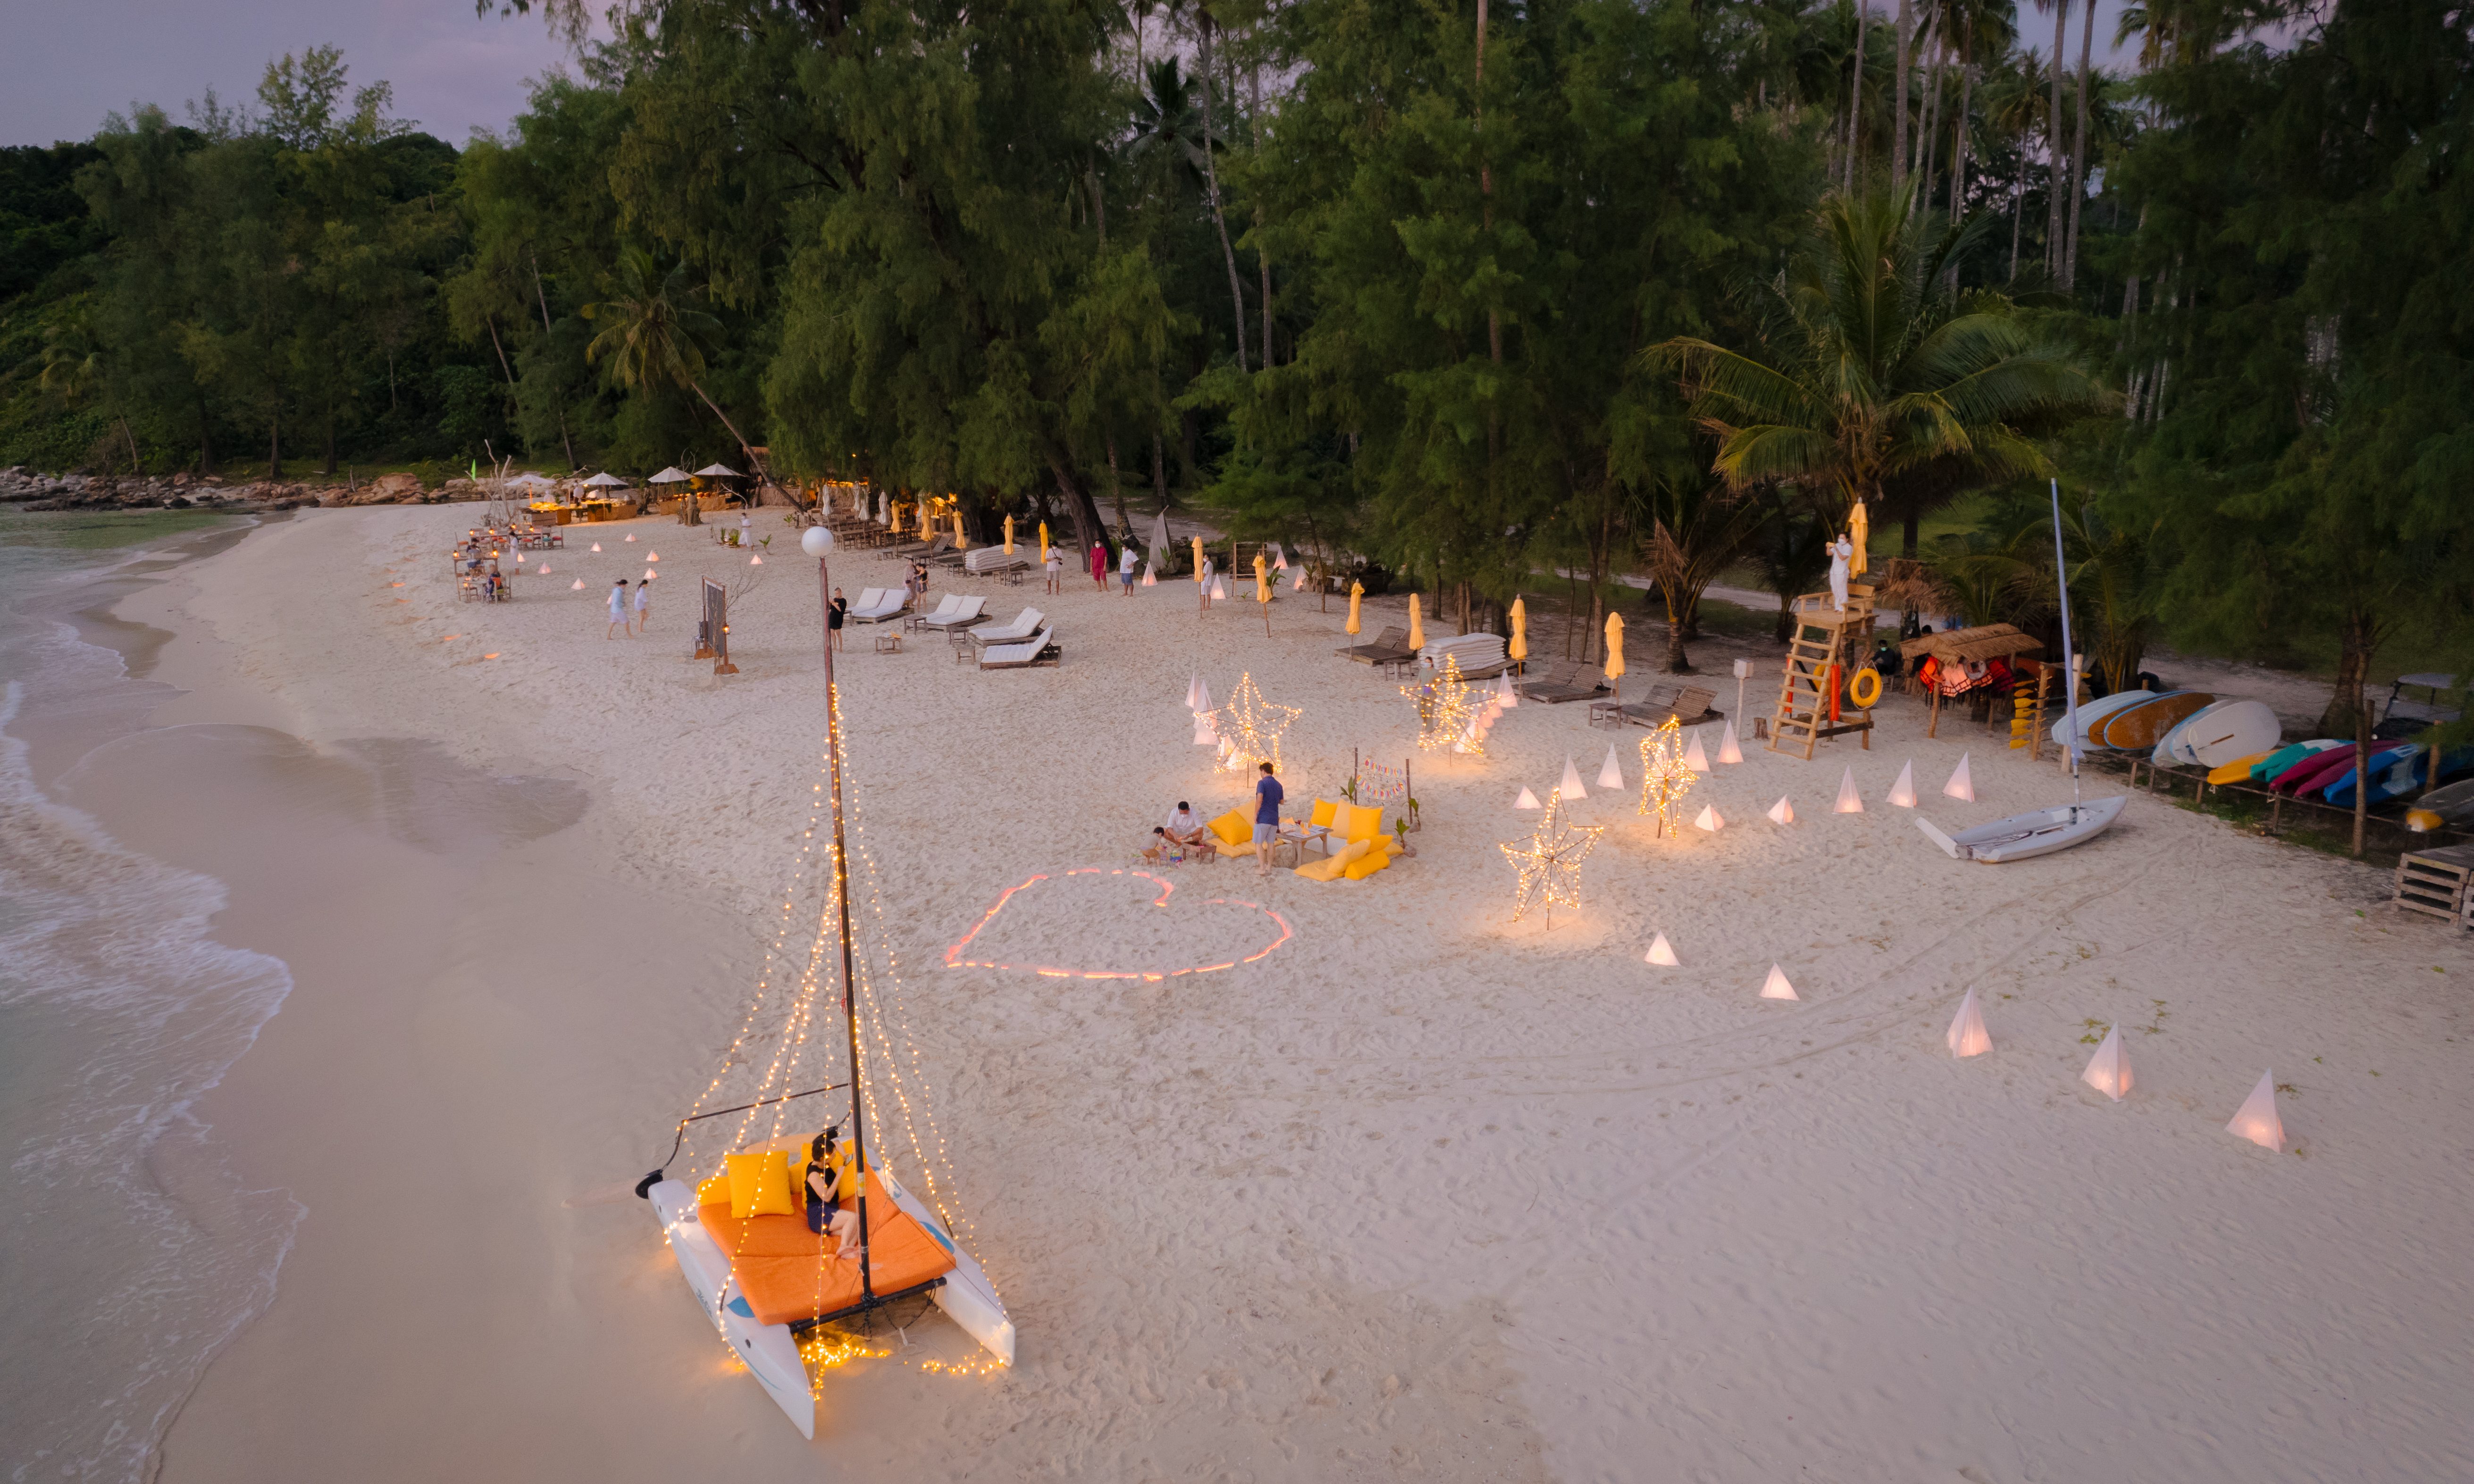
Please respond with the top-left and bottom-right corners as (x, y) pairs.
(1828, 533), (1854, 612)
(606, 580), (629, 639)
(631, 578), (652, 634)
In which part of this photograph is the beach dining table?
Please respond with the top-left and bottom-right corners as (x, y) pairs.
(1269, 821), (1334, 867)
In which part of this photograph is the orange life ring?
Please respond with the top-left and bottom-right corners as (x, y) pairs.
(1848, 667), (1884, 709)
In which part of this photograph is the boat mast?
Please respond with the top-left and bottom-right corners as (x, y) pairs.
(817, 541), (875, 1306)
(2049, 478), (2084, 815)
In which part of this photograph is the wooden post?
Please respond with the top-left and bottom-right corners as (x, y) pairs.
(2354, 699), (2372, 858)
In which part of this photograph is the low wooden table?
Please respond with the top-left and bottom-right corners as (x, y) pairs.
(873, 633), (903, 654)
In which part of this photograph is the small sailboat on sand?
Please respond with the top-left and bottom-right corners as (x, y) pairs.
(1916, 480), (2124, 864)
(633, 540), (1012, 1436)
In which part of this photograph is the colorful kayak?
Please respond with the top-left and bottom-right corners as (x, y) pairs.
(2097, 691), (2215, 750)
(2252, 739), (2345, 783)
(2282, 744), (2412, 799)
(2326, 746), (2471, 807)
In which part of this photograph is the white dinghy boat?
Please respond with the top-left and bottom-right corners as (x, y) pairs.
(1916, 795), (2124, 863)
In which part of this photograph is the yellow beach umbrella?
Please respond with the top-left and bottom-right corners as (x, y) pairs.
(1847, 500), (1870, 576)
(1004, 515), (1015, 554)
(1407, 593), (1425, 652)
(1191, 535), (1205, 581)
(1038, 520), (1050, 563)
(1253, 552), (1269, 603)
(1604, 612), (1626, 699)
(951, 511), (966, 548)
(1347, 581), (1364, 635)
(1509, 596), (1528, 663)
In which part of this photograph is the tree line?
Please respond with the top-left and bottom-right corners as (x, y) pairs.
(1, 0), (2466, 728)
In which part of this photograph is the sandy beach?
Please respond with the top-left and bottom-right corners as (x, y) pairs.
(12, 504), (2473, 1482)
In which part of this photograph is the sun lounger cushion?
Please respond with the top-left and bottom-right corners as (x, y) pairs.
(1343, 841), (1393, 880)
(1309, 798), (1340, 828)
(726, 1150), (797, 1219)
(1296, 838), (1372, 882)
(1208, 809), (1254, 846)
(698, 1170), (957, 1327)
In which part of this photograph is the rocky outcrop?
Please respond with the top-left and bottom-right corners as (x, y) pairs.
(0, 465), (475, 513)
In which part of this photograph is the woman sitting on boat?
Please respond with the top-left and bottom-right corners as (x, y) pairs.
(804, 1130), (864, 1259)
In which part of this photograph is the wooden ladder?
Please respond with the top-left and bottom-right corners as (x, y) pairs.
(1769, 585), (1876, 759)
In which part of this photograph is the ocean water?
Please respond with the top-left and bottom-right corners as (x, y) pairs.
(0, 512), (300, 1483)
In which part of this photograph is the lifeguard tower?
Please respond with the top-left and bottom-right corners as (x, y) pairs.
(1768, 583), (1877, 758)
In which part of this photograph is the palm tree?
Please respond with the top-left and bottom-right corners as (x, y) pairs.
(582, 249), (754, 525)
(1642, 480), (1767, 673)
(1647, 190), (2107, 550)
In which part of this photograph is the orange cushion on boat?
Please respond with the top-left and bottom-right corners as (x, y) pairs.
(698, 1171), (958, 1327)
(726, 1151), (796, 1219)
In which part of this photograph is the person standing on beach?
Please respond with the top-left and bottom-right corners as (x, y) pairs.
(1090, 542), (1108, 591)
(1043, 546), (1063, 594)
(632, 578), (652, 634)
(1118, 542), (1138, 596)
(1198, 554), (1214, 612)
(1252, 762), (1284, 877)
(828, 587), (847, 651)
(606, 580), (629, 639)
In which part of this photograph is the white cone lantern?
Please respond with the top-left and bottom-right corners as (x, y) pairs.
(1682, 731), (1710, 771)
(1186, 674), (1205, 711)
(1598, 745), (1625, 790)
(1759, 964), (1799, 1001)
(590, 542), (602, 551)
(570, 579), (585, 590)
(1887, 760), (1918, 808)
(749, 554), (762, 565)
(1645, 933), (1679, 966)
(624, 533), (637, 542)
(2081, 1025), (2132, 1100)
(1514, 786), (1542, 810)
(1717, 720), (1744, 765)
(1767, 796), (1795, 825)
(646, 550), (660, 561)
(1210, 575), (1229, 600)
(1694, 804), (1725, 833)
(2226, 1071), (2285, 1151)
(1497, 673), (1518, 709)
(1944, 752), (1975, 802)
(537, 564), (550, 574)
(644, 568), (657, 580)
(1193, 679), (1214, 713)
(1143, 565), (1157, 587)
(1834, 767), (1865, 813)
(1945, 988), (1991, 1057)
(1559, 756), (1588, 801)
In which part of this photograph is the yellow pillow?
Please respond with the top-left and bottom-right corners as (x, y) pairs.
(1341, 803), (1385, 842)
(1309, 798), (1339, 828)
(696, 1171), (733, 1208)
(1344, 841), (1393, 880)
(726, 1150), (797, 1219)
(1296, 838), (1370, 882)
(1208, 809), (1253, 846)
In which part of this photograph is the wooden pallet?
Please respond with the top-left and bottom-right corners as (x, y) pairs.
(2396, 842), (2474, 921)
(1768, 585), (1876, 759)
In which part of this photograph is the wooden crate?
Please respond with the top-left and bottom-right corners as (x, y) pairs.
(2394, 843), (2474, 921)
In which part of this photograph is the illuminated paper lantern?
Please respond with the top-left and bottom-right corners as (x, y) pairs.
(2081, 1025), (2131, 1100)
(749, 555), (763, 565)
(590, 542), (603, 551)
(1944, 752), (1975, 802)
(570, 579), (586, 590)
(1193, 719), (1217, 746)
(537, 565), (550, 575)
(1693, 804), (1724, 833)
(1767, 795), (1794, 825)
(1559, 755), (1588, 801)
(1210, 575), (1229, 600)
(1514, 786), (1542, 810)
(644, 568), (657, 579)
(1496, 673), (1518, 709)
(1291, 570), (1307, 591)
(1142, 566), (1157, 587)
(1645, 933), (1679, 966)
(1834, 767), (1864, 813)
(647, 550), (660, 561)
(2226, 1071), (2285, 1151)
(1192, 678), (1214, 713)
(1759, 964), (1799, 1001)
(1597, 745), (1625, 790)
(1681, 730), (1710, 772)
(1717, 720), (1744, 765)
(1945, 987), (1990, 1057)
(1272, 545), (1289, 571)
(1887, 760), (1917, 808)
(625, 533), (637, 542)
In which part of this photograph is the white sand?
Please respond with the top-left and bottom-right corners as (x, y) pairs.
(108, 506), (2474, 1480)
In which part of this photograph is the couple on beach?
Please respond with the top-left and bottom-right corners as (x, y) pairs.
(605, 579), (651, 638)
(1145, 764), (1286, 875)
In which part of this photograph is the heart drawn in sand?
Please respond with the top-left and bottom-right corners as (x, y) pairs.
(945, 868), (1292, 981)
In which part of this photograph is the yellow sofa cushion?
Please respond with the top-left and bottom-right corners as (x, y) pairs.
(1208, 809), (1253, 846)
(1340, 803), (1386, 842)
(1343, 840), (1393, 880)
(1309, 798), (1339, 828)
(726, 1150), (797, 1219)
(1295, 838), (1371, 882)
(696, 1171), (733, 1208)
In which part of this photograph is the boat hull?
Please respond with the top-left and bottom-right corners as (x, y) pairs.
(880, 1167), (1015, 1366)
(646, 1179), (815, 1438)
(1917, 796), (2125, 863)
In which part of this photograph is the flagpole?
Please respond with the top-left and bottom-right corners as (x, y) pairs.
(2049, 478), (2084, 816)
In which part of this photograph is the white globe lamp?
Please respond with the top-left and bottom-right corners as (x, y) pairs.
(800, 526), (834, 558)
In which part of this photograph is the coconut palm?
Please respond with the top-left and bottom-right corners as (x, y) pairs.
(1647, 189), (2108, 553)
(1642, 479), (1767, 673)
(583, 249), (755, 524)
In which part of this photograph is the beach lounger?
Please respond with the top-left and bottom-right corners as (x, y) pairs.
(1338, 625), (1412, 665)
(1611, 682), (1719, 728)
(917, 594), (989, 630)
(1418, 632), (1510, 679)
(964, 607), (1045, 646)
(1522, 661), (1607, 704)
(977, 627), (1057, 669)
(962, 547), (1031, 576)
(889, 532), (954, 560)
(845, 587), (908, 624)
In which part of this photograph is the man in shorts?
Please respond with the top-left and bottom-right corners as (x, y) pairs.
(1252, 762), (1284, 876)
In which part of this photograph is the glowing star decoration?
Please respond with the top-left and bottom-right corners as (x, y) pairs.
(1498, 787), (1605, 925)
(1681, 729), (1710, 772)
(1767, 795), (1794, 825)
(1598, 745), (1625, 790)
(1887, 760), (1918, 807)
(1944, 752), (1975, 802)
(1403, 654), (1486, 754)
(1514, 786), (1542, 809)
(1645, 933), (1679, 966)
(2226, 1071), (2285, 1150)
(1210, 672), (1302, 774)
(1760, 964), (1799, 1000)
(2081, 1025), (2132, 1100)
(1693, 804), (1725, 833)
(1834, 767), (1865, 813)
(1717, 720), (1744, 765)
(1946, 988), (1991, 1057)
(1635, 718), (1699, 836)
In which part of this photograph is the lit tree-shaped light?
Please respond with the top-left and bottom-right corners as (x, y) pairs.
(1212, 672), (1301, 774)
(1402, 653), (1485, 754)
(1635, 717), (1700, 836)
(1499, 787), (1606, 925)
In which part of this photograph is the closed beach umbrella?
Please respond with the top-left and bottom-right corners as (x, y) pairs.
(1509, 597), (1528, 663)
(1847, 500), (1870, 576)
(1039, 521), (1050, 563)
(1004, 515), (1015, 554)
(952, 511), (966, 548)
(1347, 580), (1364, 635)
(1407, 593), (1425, 653)
(1254, 552), (1269, 602)
(1191, 535), (1205, 580)
(1604, 612), (1626, 678)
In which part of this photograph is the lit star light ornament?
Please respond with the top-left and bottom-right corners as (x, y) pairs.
(1635, 717), (1699, 836)
(1211, 672), (1301, 774)
(1499, 787), (1605, 925)
(1402, 653), (1486, 754)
